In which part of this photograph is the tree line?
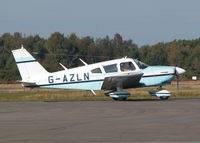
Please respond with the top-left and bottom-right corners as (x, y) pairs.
(0, 32), (199, 81)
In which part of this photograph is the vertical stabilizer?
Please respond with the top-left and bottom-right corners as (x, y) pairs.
(12, 46), (48, 81)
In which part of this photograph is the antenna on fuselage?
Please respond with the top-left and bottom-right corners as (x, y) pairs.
(79, 58), (88, 66)
(59, 63), (68, 70)
(91, 90), (97, 95)
(21, 44), (24, 49)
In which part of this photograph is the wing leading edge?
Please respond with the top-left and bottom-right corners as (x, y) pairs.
(101, 72), (143, 91)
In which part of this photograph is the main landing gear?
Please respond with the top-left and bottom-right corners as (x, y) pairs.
(105, 86), (171, 101)
(105, 91), (131, 101)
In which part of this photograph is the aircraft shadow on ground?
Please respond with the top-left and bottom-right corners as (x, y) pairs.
(126, 98), (200, 102)
(126, 99), (162, 102)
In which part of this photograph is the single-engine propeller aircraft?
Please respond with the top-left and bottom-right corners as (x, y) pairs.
(12, 46), (185, 100)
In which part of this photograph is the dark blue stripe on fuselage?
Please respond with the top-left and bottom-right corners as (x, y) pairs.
(26, 79), (104, 88)
(142, 73), (174, 78)
(16, 60), (37, 64)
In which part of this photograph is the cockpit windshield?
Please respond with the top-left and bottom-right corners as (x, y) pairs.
(134, 59), (149, 69)
(120, 62), (136, 72)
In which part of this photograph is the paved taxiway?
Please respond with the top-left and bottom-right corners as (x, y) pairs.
(0, 99), (200, 143)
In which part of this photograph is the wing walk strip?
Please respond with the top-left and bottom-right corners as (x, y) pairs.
(26, 73), (174, 88)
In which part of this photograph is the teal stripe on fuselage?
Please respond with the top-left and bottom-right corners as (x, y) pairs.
(139, 75), (174, 87)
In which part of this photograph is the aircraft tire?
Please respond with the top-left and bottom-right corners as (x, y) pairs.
(160, 96), (169, 100)
(112, 98), (127, 101)
(122, 98), (127, 101)
(112, 98), (119, 101)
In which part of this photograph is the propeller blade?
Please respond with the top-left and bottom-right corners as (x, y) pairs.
(174, 67), (185, 90)
(176, 75), (179, 90)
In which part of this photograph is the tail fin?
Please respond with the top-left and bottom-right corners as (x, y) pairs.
(12, 46), (48, 81)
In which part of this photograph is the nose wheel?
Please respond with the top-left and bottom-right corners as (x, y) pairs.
(149, 86), (171, 100)
(159, 96), (169, 100)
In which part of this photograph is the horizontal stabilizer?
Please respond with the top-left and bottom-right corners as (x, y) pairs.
(18, 80), (37, 87)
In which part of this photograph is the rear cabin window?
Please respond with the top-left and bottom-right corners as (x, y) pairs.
(103, 64), (118, 73)
(91, 68), (102, 73)
(120, 62), (136, 72)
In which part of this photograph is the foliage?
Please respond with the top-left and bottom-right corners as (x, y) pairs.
(0, 32), (199, 80)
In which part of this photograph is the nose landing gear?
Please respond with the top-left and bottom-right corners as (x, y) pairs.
(149, 86), (171, 100)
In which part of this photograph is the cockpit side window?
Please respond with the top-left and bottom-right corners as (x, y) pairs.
(120, 62), (135, 72)
(91, 68), (102, 74)
(103, 64), (118, 73)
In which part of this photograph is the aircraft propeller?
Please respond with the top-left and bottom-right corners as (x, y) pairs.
(174, 67), (185, 89)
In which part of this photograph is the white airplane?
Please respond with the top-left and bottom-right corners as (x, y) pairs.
(12, 46), (185, 100)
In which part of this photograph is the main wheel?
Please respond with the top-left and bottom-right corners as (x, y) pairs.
(160, 96), (169, 100)
(112, 98), (127, 101)
(112, 98), (119, 101)
(122, 97), (127, 101)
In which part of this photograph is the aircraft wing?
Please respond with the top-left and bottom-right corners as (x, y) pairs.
(101, 72), (143, 90)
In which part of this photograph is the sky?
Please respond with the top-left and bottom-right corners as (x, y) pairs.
(1, 0), (200, 46)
